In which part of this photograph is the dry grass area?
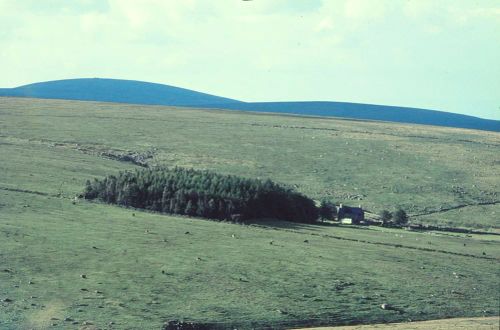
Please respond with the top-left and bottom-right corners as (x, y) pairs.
(294, 316), (499, 329)
(1, 97), (499, 229)
(0, 97), (498, 328)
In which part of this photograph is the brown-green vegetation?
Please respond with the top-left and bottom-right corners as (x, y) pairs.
(0, 97), (499, 328)
(294, 316), (499, 329)
(1, 97), (498, 229)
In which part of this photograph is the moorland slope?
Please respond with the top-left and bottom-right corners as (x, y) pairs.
(0, 97), (498, 329)
(1, 97), (498, 229)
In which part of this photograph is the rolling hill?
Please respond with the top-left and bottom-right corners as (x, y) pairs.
(1, 78), (498, 132)
(215, 102), (500, 132)
(0, 78), (241, 107)
(0, 97), (498, 328)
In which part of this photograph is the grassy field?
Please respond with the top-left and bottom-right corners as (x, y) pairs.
(0, 97), (499, 329)
(1, 97), (498, 229)
(295, 316), (499, 329)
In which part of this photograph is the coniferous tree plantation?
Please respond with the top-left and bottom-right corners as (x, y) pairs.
(83, 167), (319, 223)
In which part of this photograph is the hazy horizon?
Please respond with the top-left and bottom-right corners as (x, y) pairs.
(1, 0), (499, 120)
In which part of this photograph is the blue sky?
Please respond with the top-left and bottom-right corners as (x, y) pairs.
(1, 0), (499, 119)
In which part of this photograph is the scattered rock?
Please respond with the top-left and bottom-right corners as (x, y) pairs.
(185, 231), (190, 235)
(64, 317), (73, 322)
(82, 321), (93, 325)
(2, 298), (13, 303)
(304, 239), (309, 243)
(80, 274), (87, 279)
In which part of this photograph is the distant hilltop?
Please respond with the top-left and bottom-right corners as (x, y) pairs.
(0, 78), (240, 107)
(1, 78), (498, 132)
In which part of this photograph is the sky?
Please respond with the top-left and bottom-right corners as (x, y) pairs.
(0, 0), (499, 120)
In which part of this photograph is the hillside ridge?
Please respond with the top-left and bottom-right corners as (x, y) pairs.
(1, 78), (498, 132)
(0, 78), (241, 106)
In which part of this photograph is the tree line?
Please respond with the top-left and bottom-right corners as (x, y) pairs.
(83, 167), (319, 223)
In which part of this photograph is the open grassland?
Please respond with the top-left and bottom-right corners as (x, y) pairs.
(1, 192), (498, 329)
(295, 316), (500, 329)
(1, 97), (498, 229)
(0, 97), (499, 328)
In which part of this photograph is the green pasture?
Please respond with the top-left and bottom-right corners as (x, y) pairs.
(0, 97), (498, 328)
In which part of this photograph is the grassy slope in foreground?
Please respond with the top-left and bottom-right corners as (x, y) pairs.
(0, 97), (498, 328)
(294, 316), (499, 329)
(0, 192), (498, 329)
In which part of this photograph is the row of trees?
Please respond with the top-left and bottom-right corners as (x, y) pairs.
(380, 208), (409, 225)
(84, 167), (319, 223)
